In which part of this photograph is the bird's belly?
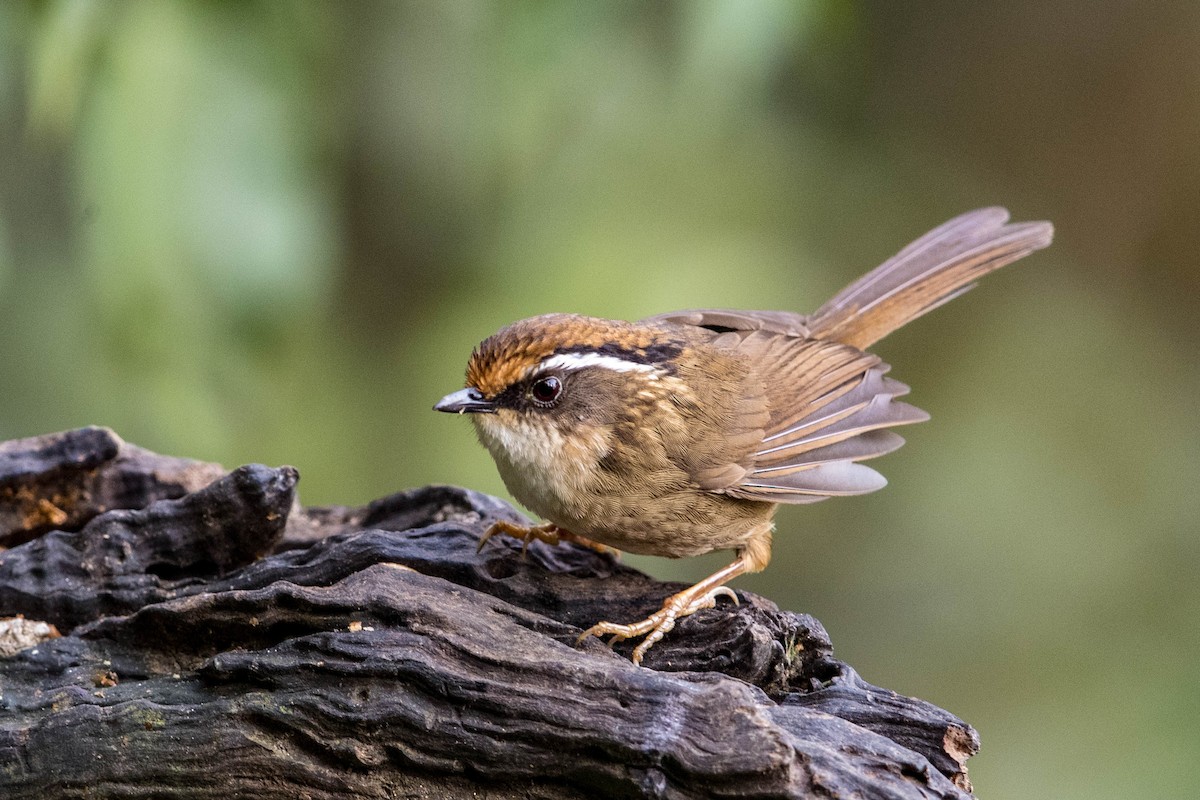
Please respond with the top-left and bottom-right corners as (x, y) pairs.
(567, 491), (774, 558)
(499, 461), (770, 558)
(473, 413), (773, 558)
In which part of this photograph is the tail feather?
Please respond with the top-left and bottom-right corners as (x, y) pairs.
(807, 207), (1054, 349)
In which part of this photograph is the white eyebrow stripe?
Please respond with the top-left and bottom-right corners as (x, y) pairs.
(536, 352), (662, 376)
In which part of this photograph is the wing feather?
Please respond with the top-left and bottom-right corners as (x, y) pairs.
(756, 395), (928, 462)
(752, 429), (906, 475)
(647, 206), (1051, 506)
(735, 461), (889, 496)
(710, 336), (926, 504)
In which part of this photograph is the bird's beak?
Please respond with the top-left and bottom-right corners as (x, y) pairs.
(434, 387), (497, 414)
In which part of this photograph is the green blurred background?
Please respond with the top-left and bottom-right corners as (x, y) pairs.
(2, 2), (1197, 796)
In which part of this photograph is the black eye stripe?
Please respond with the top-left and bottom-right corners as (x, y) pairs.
(554, 342), (681, 374)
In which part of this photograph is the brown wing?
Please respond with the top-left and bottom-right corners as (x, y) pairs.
(716, 333), (927, 504)
(658, 319), (927, 505)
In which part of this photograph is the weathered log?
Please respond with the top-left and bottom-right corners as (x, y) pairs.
(0, 427), (225, 548)
(0, 428), (979, 799)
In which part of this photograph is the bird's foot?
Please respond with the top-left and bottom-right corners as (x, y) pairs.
(477, 520), (619, 557)
(576, 585), (739, 665)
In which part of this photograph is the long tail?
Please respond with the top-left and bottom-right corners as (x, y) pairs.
(806, 207), (1053, 350)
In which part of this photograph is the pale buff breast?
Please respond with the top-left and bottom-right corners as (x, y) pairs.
(472, 410), (609, 526)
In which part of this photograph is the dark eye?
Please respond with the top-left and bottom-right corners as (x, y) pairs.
(530, 375), (563, 406)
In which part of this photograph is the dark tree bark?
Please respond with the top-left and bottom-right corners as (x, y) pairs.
(0, 428), (979, 799)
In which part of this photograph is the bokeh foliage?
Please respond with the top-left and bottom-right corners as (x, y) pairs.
(1, 2), (1198, 798)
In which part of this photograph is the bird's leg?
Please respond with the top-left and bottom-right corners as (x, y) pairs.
(577, 557), (748, 665)
(576, 527), (773, 665)
(477, 520), (619, 557)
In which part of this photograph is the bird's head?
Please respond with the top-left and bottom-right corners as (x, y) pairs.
(434, 313), (687, 484)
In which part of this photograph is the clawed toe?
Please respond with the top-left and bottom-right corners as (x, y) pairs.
(476, 520), (559, 554)
(576, 616), (659, 648)
(576, 585), (741, 665)
(695, 586), (739, 610)
(475, 524), (502, 553)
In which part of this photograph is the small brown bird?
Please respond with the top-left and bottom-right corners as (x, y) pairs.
(435, 207), (1053, 664)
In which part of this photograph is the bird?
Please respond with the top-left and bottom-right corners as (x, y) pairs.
(434, 207), (1053, 665)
